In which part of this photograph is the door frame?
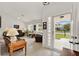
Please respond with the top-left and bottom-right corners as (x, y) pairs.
(52, 12), (73, 50)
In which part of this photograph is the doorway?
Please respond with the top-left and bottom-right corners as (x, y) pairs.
(54, 13), (73, 50)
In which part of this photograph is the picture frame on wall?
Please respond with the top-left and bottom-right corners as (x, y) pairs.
(34, 25), (36, 31)
(14, 25), (19, 29)
(43, 22), (47, 30)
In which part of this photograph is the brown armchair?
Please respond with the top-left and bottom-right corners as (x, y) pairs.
(3, 32), (27, 56)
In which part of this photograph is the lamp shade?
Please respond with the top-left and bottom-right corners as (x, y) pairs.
(4, 28), (9, 32)
(7, 28), (19, 36)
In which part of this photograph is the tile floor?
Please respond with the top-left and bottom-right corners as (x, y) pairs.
(54, 38), (71, 50)
(0, 37), (60, 56)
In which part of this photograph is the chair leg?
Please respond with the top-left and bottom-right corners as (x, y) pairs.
(9, 52), (12, 56)
(9, 53), (11, 56)
(9, 50), (13, 56)
(25, 44), (26, 56)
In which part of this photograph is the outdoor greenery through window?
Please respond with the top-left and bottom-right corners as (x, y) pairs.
(54, 14), (71, 39)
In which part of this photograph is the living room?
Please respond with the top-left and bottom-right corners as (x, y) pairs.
(0, 2), (48, 56)
(1, 2), (79, 56)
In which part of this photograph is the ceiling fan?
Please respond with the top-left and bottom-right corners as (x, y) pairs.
(42, 2), (50, 6)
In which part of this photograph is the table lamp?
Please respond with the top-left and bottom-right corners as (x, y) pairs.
(7, 28), (19, 42)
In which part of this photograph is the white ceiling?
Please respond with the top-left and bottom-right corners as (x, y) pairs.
(0, 2), (43, 22)
(0, 2), (74, 22)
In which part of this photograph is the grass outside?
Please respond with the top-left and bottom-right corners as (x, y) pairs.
(55, 34), (70, 39)
(56, 30), (70, 33)
(56, 30), (64, 32)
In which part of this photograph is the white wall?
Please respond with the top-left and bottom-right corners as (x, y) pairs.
(73, 3), (79, 51)
(24, 19), (42, 31)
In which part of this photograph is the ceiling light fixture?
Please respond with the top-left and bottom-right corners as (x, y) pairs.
(42, 2), (50, 6)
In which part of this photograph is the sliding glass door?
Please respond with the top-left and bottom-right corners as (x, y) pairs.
(53, 13), (73, 51)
